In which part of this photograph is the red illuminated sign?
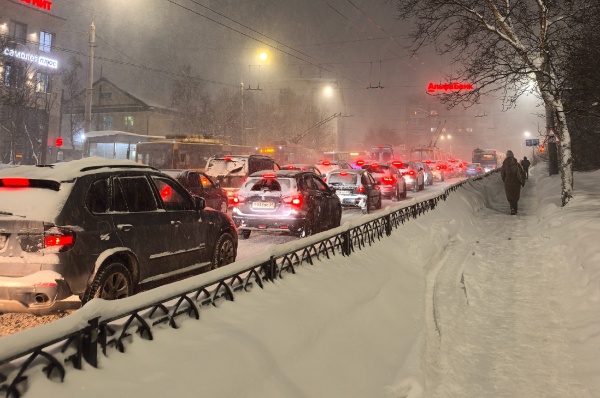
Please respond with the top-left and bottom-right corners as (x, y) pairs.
(427, 82), (473, 93)
(20, 0), (53, 11)
(55, 137), (63, 147)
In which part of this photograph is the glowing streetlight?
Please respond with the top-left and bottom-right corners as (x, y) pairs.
(524, 131), (531, 137)
(259, 52), (268, 62)
(323, 85), (334, 97)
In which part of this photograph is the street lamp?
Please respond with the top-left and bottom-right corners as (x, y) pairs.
(323, 85), (334, 97)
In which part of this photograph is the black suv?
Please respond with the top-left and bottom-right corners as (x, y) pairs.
(0, 158), (238, 315)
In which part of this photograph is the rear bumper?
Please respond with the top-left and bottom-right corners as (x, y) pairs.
(378, 185), (396, 197)
(0, 271), (81, 316)
(232, 214), (305, 234)
(337, 194), (367, 209)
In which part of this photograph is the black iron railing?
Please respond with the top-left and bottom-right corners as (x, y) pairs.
(0, 173), (494, 398)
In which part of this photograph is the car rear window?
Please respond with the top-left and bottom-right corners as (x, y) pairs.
(327, 173), (358, 185)
(205, 158), (247, 177)
(0, 180), (73, 222)
(243, 177), (293, 193)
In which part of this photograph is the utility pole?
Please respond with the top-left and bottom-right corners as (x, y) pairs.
(84, 21), (95, 135)
(240, 82), (245, 146)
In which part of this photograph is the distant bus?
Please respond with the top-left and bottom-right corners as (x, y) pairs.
(409, 146), (445, 162)
(136, 139), (255, 170)
(323, 150), (368, 162)
(258, 141), (321, 165)
(370, 145), (394, 163)
(472, 148), (501, 171)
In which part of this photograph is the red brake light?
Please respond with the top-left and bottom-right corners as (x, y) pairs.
(339, 171), (348, 176)
(425, 159), (431, 164)
(160, 186), (172, 198)
(378, 145), (383, 148)
(382, 176), (394, 184)
(356, 159), (365, 166)
(232, 194), (246, 204)
(391, 161), (403, 168)
(322, 160), (331, 166)
(45, 235), (74, 247)
(1, 178), (30, 187)
(370, 163), (379, 168)
(403, 170), (415, 176)
(262, 173), (277, 179)
(287, 165), (294, 170)
(224, 156), (232, 161)
(283, 195), (303, 207)
(477, 167), (482, 171)
(357, 186), (365, 193)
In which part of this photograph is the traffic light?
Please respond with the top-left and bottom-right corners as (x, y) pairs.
(55, 137), (63, 147)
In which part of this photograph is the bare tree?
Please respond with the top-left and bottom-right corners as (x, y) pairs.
(170, 65), (213, 136)
(61, 56), (84, 150)
(0, 47), (59, 164)
(391, 0), (600, 205)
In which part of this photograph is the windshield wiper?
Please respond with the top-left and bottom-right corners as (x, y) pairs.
(0, 210), (26, 218)
(225, 166), (243, 175)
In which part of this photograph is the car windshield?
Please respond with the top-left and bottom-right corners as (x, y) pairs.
(327, 173), (358, 185)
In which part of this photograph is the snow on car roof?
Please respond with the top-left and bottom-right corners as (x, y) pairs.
(0, 157), (154, 182)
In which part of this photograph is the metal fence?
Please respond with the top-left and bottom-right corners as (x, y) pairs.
(0, 173), (493, 398)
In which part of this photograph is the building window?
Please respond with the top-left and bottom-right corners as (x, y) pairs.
(35, 72), (49, 93)
(124, 116), (134, 131)
(39, 31), (53, 52)
(102, 115), (113, 130)
(9, 20), (27, 44)
(100, 92), (112, 100)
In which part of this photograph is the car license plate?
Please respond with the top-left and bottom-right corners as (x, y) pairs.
(337, 190), (351, 195)
(252, 202), (275, 209)
(0, 235), (6, 250)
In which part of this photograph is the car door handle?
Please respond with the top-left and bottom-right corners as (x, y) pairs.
(171, 220), (182, 227)
(117, 224), (133, 232)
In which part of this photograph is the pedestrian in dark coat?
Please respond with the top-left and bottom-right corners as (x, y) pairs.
(501, 150), (526, 215)
(520, 156), (531, 179)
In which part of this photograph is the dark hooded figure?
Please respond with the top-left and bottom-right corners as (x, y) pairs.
(501, 150), (526, 215)
(520, 156), (531, 179)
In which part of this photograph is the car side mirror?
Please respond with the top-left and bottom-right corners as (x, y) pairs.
(193, 195), (206, 211)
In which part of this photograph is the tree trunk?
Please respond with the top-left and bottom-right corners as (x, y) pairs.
(554, 100), (574, 206)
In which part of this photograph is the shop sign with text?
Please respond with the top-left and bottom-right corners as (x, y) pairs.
(20, 0), (53, 11)
(427, 82), (474, 93)
(2, 48), (58, 69)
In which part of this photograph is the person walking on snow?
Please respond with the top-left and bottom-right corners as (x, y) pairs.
(520, 156), (531, 179)
(501, 150), (526, 215)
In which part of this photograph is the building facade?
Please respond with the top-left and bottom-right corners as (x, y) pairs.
(61, 76), (178, 148)
(0, 0), (65, 164)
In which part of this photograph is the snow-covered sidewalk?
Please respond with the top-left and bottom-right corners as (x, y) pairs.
(422, 169), (593, 397)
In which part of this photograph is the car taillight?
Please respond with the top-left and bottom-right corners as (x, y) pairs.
(262, 173), (277, 179)
(403, 171), (415, 176)
(391, 161), (403, 168)
(356, 159), (365, 166)
(232, 194), (246, 204)
(321, 160), (331, 166)
(45, 235), (74, 247)
(339, 171), (348, 176)
(283, 195), (303, 207)
(43, 227), (76, 252)
(160, 185), (172, 199)
(477, 167), (482, 171)
(323, 176), (327, 182)
(382, 176), (394, 184)
(357, 186), (365, 193)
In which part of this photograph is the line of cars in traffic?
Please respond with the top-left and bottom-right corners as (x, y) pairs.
(0, 152), (465, 316)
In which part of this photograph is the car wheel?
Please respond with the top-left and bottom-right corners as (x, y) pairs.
(391, 187), (399, 202)
(240, 229), (251, 240)
(376, 196), (382, 210)
(333, 206), (342, 227)
(212, 232), (236, 269)
(420, 182), (425, 190)
(298, 216), (314, 238)
(82, 262), (133, 304)
(401, 183), (407, 198)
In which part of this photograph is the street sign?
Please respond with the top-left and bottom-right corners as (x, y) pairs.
(525, 139), (539, 147)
